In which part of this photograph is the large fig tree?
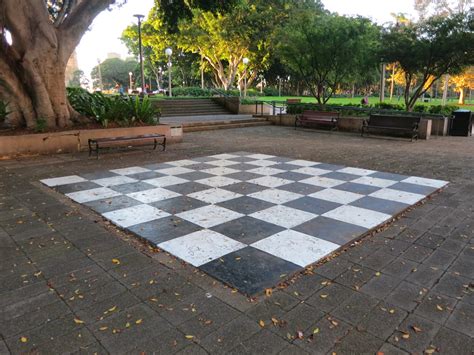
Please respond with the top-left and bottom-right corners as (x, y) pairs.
(0, 0), (122, 129)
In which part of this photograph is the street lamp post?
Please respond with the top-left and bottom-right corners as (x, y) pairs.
(157, 66), (163, 92)
(128, 72), (133, 92)
(133, 14), (146, 95)
(277, 76), (282, 97)
(380, 61), (386, 103)
(165, 48), (173, 97)
(97, 58), (103, 91)
(259, 74), (264, 94)
(243, 57), (249, 98)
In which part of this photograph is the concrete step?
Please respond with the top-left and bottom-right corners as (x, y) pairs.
(183, 120), (272, 132)
(154, 98), (233, 117)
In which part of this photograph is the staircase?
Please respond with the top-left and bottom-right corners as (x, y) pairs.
(155, 98), (232, 117)
(181, 117), (272, 132)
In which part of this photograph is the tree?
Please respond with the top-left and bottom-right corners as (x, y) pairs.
(450, 66), (474, 104)
(91, 58), (139, 90)
(380, 13), (474, 111)
(415, 0), (472, 18)
(0, 0), (125, 129)
(68, 69), (85, 87)
(276, 9), (381, 107)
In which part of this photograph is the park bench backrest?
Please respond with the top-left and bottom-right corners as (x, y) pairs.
(287, 99), (302, 104)
(302, 110), (339, 118)
(368, 115), (420, 129)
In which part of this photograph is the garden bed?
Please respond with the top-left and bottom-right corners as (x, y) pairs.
(0, 124), (182, 158)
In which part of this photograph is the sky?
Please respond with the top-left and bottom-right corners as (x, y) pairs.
(76, 0), (418, 76)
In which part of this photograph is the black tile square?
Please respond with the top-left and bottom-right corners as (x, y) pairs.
(217, 196), (275, 215)
(56, 181), (102, 194)
(389, 182), (437, 195)
(278, 182), (324, 195)
(293, 216), (368, 246)
(267, 156), (294, 163)
(227, 163), (260, 171)
(369, 172), (409, 181)
(225, 171), (265, 182)
(109, 182), (157, 194)
(220, 182), (268, 195)
(185, 163), (215, 171)
(80, 171), (119, 180)
(285, 197), (342, 215)
(164, 182), (210, 195)
(150, 196), (208, 214)
(350, 196), (409, 215)
(273, 171), (312, 182)
(270, 163), (302, 171)
(84, 195), (142, 213)
(127, 171), (166, 180)
(190, 156), (219, 163)
(314, 163), (346, 171)
(177, 171), (215, 181)
(211, 216), (284, 244)
(127, 216), (201, 244)
(143, 163), (174, 170)
(321, 172), (361, 181)
(334, 182), (381, 195)
(200, 247), (300, 296)
(227, 156), (256, 163)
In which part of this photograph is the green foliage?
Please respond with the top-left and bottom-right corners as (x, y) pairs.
(68, 70), (85, 88)
(0, 100), (10, 123)
(263, 87), (280, 96)
(67, 87), (160, 127)
(35, 118), (47, 133)
(91, 58), (139, 90)
(373, 102), (406, 111)
(172, 87), (212, 97)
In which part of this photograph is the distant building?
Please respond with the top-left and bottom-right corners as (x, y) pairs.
(65, 51), (79, 86)
(107, 52), (121, 59)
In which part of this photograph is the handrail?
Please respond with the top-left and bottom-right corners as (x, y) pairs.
(253, 100), (286, 116)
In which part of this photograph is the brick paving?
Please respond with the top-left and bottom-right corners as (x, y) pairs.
(0, 126), (473, 354)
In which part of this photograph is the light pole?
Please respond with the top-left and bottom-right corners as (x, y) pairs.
(134, 14), (145, 95)
(165, 47), (173, 97)
(157, 66), (163, 92)
(379, 61), (386, 103)
(128, 72), (133, 92)
(259, 74), (264, 94)
(243, 57), (249, 98)
(97, 59), (103, 91)
(277, 76), (282, 97)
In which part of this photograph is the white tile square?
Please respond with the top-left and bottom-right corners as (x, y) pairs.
(247, 154), (276, 159)
(188, 188), (242, 204)
(196, 176), (240, 188)
(167, 159), (198, 167)
(293, 167), (332, 176)
(288, 160), (321, 167)
(246, 159), (278, 167)
(352, 176), (397, 188)
(247, 176), (293, 188)
(249, 189), (302, 204)
(248, 167), (285, 176)
(110, 167), (150, 175)
(177, 205), (244, 228)
(66, 187), (121, 203)
(103, 204), (170, 228)
(250, 205), (316, 229)
(401, 176), (448, 189)
(337, 167), (377, 176)
(251, 230), (339, 267)
(300, 176), (345, 188)
(210, 154), (240, 159)
(92, 176), (138, 187)
(370, 188), (425, 205)
(201, 167), (240, 176)
(143, 176), (188, 187)
(158, 167), (195, 176)
(158, 230), (246, 267)
(323, 205), (391, 229)
(41, 175), (87, 187)
(309, 189), (364, 204)
(206, 160), (239, 167)
(127, 188), (181, 204)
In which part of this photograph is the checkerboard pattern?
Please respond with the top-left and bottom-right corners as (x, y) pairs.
(41, 152), (448, 295)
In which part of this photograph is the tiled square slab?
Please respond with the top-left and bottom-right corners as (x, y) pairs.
(252, 230), (339, 267)
(42, 152), (447, 296)
(158, 229), (246, 267)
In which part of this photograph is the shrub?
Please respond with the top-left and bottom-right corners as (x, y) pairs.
(172, 87), (212, 97)
(373, 102), (405, 111)
(263, 87), (279, 96)
(127, 96), (159, 125)
(0, 100), (10, 124)
(426, 105), (459, 116)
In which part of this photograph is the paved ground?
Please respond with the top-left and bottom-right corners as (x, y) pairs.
(0, 126), (473, 354)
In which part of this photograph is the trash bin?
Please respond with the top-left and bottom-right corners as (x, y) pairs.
(449, 109), (472, 136)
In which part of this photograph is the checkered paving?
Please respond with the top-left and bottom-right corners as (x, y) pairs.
(41, 152), (448, 295)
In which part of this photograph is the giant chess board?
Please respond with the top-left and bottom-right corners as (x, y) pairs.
(41, 152), (448, 295)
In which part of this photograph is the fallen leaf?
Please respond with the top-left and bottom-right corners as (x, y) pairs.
(99, 326), (108, 331)
(74, 318), (85, 324)
(185, 335), (194, 340)
(259, 320), (265, 327)
(125, 322), (131, 328)
(425, 348), (436, 354)
(286, 333), (293, 340)
(265, 288), (273, 297)
(112, 259), (120, 265)
(271, 317), (279, 326)
(313, 327), (320, 334)
(436, 305), (443, 311)
(330, 320), (339, 327)
(108, 306), (117, 312)
(135, 319), (143, 325)
(296, 330), (304, 339)
(401, 332), (410, 339)
(412, 325), (422, 333)
(150, 298), (158, 302)
(320, 294), (328, 299)
(20, 337), (28, 343)
(375, 272), (381, 277)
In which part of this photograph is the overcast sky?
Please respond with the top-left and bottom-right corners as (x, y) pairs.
(76, 0), (418, 76)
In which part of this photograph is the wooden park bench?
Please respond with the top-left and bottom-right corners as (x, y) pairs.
(295, 110), (339, 130)
(88, 134), (166, 159)
(361, 114), (420, 141)
(287, 98), (301, 104)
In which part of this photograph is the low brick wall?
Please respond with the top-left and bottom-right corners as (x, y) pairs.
(0, 124), (182, 158)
